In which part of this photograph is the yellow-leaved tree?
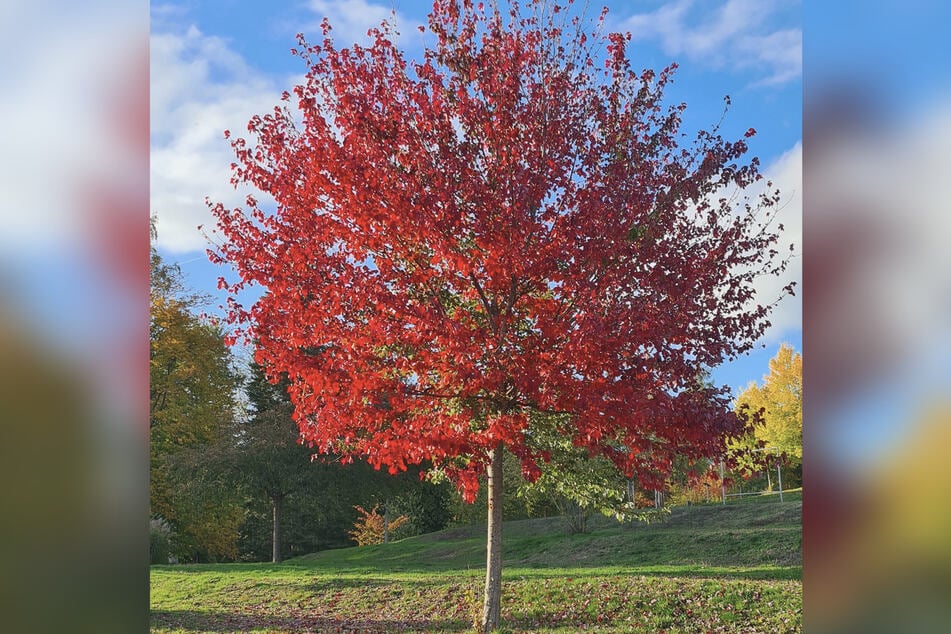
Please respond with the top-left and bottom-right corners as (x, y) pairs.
(734, 344), (803, 486)
(150, 219), (242, 562)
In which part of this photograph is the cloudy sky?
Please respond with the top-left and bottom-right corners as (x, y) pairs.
(150, 0), (803, 393)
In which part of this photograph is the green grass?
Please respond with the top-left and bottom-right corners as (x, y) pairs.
(152, 499), (802, 633)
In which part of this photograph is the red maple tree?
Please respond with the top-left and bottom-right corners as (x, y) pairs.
(208, 1), (791, 629)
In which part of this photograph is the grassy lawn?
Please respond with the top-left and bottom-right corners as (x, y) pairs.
(151, 498), (802, 633)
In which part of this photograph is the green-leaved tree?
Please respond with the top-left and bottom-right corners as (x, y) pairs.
(150, 222), (241, 561)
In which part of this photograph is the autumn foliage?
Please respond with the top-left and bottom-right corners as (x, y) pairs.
(210, 0), (789, 512)
(735, 344), (803, 461)
(151, 225), (242, 562)
(348, 505), (410, 546)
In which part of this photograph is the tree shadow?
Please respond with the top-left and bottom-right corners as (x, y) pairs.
(151, 609), (471, 633)
(506, 565), (801, 581)
(298, 575), (469, 593)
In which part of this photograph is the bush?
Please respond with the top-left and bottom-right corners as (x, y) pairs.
(348, 505), (409, 546)
(668, 470), (723, 506)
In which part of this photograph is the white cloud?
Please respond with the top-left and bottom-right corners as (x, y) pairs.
(150, 2), (418, 255)
(150, 25), (287, 253)
(754, 142), (802, 342)
(621, 0), (801, 86)
(682, 142), (802, 343)
(305, 0), (408, 46)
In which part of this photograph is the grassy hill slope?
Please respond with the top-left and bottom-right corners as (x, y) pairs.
(152, 496), (802, 633)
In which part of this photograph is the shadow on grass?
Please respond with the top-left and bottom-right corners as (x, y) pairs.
(298, 575), (471, 593)
(151, 609), (471, 633)
(504, 565), (801, 582)
(151, 562), (291, 574)
(660, 566), (801, 581)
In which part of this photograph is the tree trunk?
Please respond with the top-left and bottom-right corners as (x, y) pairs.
(272, 494), (283, 564)
(482, 444), (504, 633)
(383, 500), (390, 544)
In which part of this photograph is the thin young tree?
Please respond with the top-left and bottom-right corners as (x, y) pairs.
(208, 1), (792, 629)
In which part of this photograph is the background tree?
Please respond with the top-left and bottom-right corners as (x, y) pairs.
(513, 413), (661, 534)
(387, 475), (454, 540)
(214, 359), (451, 561)
(209, 1), (792, 629)
(150, 222), (242, 562)
(229, 361), (316, 563)
(734, 344), (803, 487)
(223, 398), (306, 562)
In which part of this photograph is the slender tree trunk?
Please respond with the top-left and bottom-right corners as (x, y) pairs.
(383, 500), (390, 544)
(482, 443), (504, 633)
(272, 494), (283, 564)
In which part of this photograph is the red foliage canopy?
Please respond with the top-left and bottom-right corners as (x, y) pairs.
(209, 0), (791, 501)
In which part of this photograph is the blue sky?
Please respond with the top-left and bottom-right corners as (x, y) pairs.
(151, 0), (802, 395)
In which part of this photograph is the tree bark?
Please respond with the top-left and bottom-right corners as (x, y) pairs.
(272, 494), (283, 563)
(482, 444), (504, 633)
